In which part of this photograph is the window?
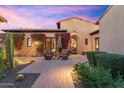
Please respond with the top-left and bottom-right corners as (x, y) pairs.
(95, 37), (99, 51)
(85, 38), (88, 45)
(27, 38), (32, 47)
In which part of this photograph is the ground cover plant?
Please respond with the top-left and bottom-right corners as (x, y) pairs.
(86, 51), (106, 66)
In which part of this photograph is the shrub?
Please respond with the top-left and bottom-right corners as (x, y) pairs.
(73, 63), (124, 88)
(0, 47), (5, 79)
(73, 63), (114, 88)
(2, 45), (9, 69)
(113, 73), (124, 88)
(0, 45), (10, 79)
(95, 53), (124, 77)
(86, 51), (106, 66)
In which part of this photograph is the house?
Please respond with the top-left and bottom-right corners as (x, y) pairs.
(57, 17), (99, 54)
(2, 17), (99, 57)
(99, 6), (124, 55)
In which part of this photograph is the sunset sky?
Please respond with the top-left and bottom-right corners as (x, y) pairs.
(0, 5), (109, 30)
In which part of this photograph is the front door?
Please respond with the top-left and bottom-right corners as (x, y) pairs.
(46, 38), (51, 50)
(70, 35), (78, 54)
(45, 37), (56, 52)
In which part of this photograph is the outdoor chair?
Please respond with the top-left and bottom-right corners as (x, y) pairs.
(60, 49), (69, 60)
(44, 49), (53, 60)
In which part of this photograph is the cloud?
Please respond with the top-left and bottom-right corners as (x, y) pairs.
(0, 6), (64, 30)
(36, 6), (100, 16)
(0, 7), (36, 29)
(3, 5), (101, 17)
(0, 5), (108, 32)
(29, 17), (57, 28)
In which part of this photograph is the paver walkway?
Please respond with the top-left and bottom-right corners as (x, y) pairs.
(18, 55), (88, 88)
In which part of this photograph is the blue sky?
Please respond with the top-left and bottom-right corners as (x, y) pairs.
(0, 5), (109, 29)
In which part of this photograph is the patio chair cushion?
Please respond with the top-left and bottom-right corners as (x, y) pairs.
(60, 49), (69, 60)
(44, 50), (53, 59)
(61, 49), (68, 55)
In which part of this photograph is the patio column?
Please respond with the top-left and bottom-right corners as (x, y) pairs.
(61, 33), (70, 49)
(6, 32), (14, 68)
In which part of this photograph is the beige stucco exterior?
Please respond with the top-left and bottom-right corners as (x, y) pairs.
(58, 17), (99, 54)
(99, 6), (124, 55)
(22, 32), (56, 49)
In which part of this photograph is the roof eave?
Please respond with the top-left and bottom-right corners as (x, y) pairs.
(2, 28), (68, 33)
(90, 30), (99, 35)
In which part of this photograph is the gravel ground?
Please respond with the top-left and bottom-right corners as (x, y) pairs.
(0, 63), (40, 88)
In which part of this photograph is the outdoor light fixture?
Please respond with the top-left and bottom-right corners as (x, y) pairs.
(33, 41), (40, 48)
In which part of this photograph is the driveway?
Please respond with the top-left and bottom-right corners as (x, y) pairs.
(18, 55), (87, 88)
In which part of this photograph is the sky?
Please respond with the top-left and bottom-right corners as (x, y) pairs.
(0, 5), (109, 30)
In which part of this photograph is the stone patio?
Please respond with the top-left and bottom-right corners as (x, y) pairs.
(18, 55), (88, 88)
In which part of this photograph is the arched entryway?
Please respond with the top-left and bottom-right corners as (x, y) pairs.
(70, 35), (78, 54)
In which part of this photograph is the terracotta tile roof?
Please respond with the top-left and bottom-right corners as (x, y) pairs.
(57, 16), (98, 25)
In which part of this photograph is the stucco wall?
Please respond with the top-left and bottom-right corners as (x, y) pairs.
(22, 32), (56, 49)
(99, 6), (124, 55)
(59, 18), (99, 54)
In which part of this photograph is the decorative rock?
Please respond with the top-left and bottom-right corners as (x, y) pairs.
(16, 74), (25, 81)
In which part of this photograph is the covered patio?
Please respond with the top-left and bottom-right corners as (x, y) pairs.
(2, 28), (71, 67)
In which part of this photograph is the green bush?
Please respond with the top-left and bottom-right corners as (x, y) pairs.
(73, 63), (113, 87)
(0, 47), (5, 79)
(73, 63), (124, 88)
(113, 73), (124, 88)
(95, 53), (124, 77)
(0, 46), (9, 79)
(86, 51), (106, 66)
